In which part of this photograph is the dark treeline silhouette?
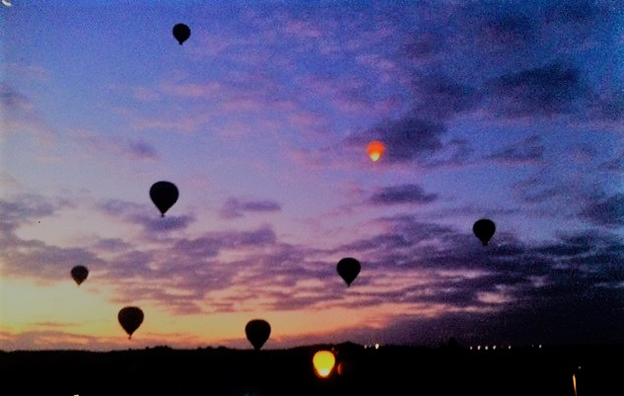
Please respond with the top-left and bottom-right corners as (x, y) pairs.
(1, 342), (621, 395)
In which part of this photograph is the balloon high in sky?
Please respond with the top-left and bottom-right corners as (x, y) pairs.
(336, 258), (361, 287)
(473, 219), (496, 246)
(366, 141), (385, 162)
(149, 181), (179, 217)
(172, 23), (190, 45)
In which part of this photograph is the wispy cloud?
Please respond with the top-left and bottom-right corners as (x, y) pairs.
(68, 129), (159, 161)
(580, 193), (624, 227)
(598, 154), (624, 173)
(220, 197), (282, 219)
(0, 83), (56, 143)
(349, 117), (446, 164)
(482, 62), (593, 118)
(486, 135), (545, 165)
(368, 184), (438, 206)
(0, 193), (65, 233)
(97, 199), (194, 235)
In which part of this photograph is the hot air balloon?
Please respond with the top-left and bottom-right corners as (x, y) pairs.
(173, 23), (191, 45)
(118, 306), (144, 339)
(366, 140), (385, 162)
(149, 181), (179, 217)
(312, 350), (336, 378)
(337, 257), (361, 287)
(70, 265), (89, 286)
(337, 359), (356, 377)
(245, 319), (271, 350)
(473, 218), (496, 246)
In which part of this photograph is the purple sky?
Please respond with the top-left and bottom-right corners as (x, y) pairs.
(1, 0), (623, 351)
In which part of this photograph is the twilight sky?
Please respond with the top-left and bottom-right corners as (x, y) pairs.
(1, 0), (623, 351)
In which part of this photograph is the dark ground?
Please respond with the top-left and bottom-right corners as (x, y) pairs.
(1, 342), (621, 396)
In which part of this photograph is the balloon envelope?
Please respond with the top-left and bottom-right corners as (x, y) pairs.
(173, 23), (191, 45)
(337, 257), (361, 287)
(245, 319), (271, 350)
(366, 140), (385, 162)
(313, 350), (336, 378)
(70, 265), (89, 285)
(473, 218), (496, 246)
(150, 181), (179, 217)
(118, 306), (144, 339)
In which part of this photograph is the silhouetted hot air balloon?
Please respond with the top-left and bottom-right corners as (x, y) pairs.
(366, 140), (385, 162)
(149, 181), (179, 217)
(473, 218), (496, 246)
(245, 319), (271, 350)
(70, 265), (89, 286)
(173, 23), (191, 45)
(118, 306), (144, 339)
(337, 257), (361, 287)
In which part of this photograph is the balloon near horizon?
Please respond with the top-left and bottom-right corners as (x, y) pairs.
(118, 306), (144, 339)
(312, 350), (336, 378)
(150, 181), (179, 217)
(245, 319), (271, 350)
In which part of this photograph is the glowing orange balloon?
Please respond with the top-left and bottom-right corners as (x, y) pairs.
(366, 141), (385, 162)
(312, 350), (336, 378)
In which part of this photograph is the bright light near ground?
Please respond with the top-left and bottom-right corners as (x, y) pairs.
(312, 350), (336, 378)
